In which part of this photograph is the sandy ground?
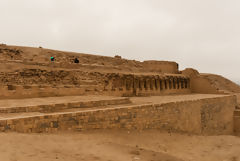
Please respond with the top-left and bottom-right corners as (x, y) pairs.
(0, 130), (240, 161)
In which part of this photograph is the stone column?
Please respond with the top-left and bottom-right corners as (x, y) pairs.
(160, 79), (163, 90)
(169, 78), (172, 89)
(164, 79), (168, 90)
(133, 77), (139, 96)
(177, 78), (180, 89)
(181, 78), (184, 89)
(173, 78), (177, 89)
(155, 77), (160, 91)
(180, 78), (184, 89)
(126, 78), (130, 91)
(139, 78), (143, 91)
(146, 78), (150, 91)
(150, 77), (155, 91)
(118, 76), (123, 91)
(143, 78), (147, 91)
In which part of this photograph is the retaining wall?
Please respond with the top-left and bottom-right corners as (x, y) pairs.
(0, 85), (100, 99)
(0, 95), (236, 135)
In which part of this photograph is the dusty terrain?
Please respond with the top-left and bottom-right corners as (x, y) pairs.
(0, 45), (177, 74)
(201, 73), (240, 93)
(0, 44), (240, 161)
(0, 130), (240, 161)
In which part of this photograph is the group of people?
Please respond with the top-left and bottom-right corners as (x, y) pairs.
(50, 56), (79, 64)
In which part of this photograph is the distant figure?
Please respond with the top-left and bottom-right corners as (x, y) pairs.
(74, 58), (79, 64)
(51, 56), (55, 62)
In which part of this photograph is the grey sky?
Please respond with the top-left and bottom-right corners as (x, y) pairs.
(0, 0), (240, 82)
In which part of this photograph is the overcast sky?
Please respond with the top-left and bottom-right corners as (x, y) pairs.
(0, 0), (239, 82)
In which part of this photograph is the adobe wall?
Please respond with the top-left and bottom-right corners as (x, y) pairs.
(0, 85), (90, 99)
(0, 97), (131, 113)
(0, 69), (190, 99)
(143, 61), (179, 74)
(234, 110), (240, 134)
(0, 69), (104, 99)
(190, 76), (219, 94)
(0, 95), (236, 135)
(103, 73), (191, 96)
(0, 69), (102, 86)
(182, 68), (219, 94)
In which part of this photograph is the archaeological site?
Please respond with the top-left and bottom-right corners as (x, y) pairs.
(1, 44), (240, 161)
(0, 44), (239, 135)
(2, 0), (240, 160)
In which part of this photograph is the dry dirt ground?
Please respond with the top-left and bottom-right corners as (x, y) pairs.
(0, 130), (240, 161)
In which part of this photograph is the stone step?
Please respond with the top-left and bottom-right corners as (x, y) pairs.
(0, 96), (131, 113)
(0, 103), (139, 133)
(0, 94), (236, 135)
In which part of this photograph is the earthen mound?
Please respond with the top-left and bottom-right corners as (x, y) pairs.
(201, 73), (240, 93)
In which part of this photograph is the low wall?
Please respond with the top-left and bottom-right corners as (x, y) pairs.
(190, 75), (219, 94)
(0, 85), (98, 99)
(0, 97), (130, 113)
(0, 95), (236, 135)
(143, 61), (179, 74)
(181, 68), (221, 94)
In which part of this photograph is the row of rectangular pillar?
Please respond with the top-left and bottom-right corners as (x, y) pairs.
(104, 74), (190, 96)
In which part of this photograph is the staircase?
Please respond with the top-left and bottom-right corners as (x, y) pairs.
(0, 95), (131, 132)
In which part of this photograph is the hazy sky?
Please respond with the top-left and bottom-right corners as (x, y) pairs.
(0, 0), (240, 82)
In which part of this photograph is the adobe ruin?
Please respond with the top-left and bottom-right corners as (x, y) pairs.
(0, 44), (239, 134)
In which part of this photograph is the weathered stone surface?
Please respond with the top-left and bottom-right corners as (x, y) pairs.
(0, 95), (236, 135)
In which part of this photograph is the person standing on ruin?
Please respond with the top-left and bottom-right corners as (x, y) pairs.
(74, 57), (79, 63)
(51, 56), (55, 62)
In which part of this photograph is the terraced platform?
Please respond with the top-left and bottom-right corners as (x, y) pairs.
(0, 94), (237, 135)
(0, 95), (131, 114)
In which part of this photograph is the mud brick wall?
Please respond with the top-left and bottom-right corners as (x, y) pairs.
(103, 73), (191, 96)
(234, 110), (240, 134)
(0, 70), (191, 99)
(0, 69), (103, 86)
(0, 97), (130, 113)
(142, 61), (179, 74)
(0, 48), (23, 60)
(0, 95), (236, 135)
(0, 85), (100, 99)
(0, 69), (105, 99)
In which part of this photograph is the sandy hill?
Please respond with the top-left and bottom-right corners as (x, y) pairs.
(200, 73), (240, 94)
(0, 44), (177, 74)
